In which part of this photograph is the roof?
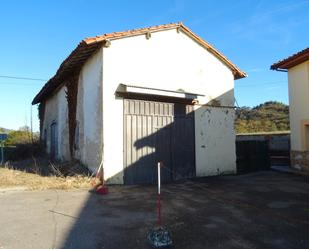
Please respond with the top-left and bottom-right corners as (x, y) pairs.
(270, 47), (309, 71)
(32, 22), (247, 104)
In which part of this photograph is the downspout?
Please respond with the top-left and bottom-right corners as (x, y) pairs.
(93, 46), (105, 183)
(100, 47), (105, 182)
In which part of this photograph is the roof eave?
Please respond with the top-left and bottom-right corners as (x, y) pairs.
(270, 48), (309, 71)
(178, 24), (246, 80)
(32, 41), (103, 105)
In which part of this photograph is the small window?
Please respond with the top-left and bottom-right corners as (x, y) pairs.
(74, 121), (80, 150)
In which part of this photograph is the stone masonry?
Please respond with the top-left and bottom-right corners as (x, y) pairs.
(291, 150), (309, 172)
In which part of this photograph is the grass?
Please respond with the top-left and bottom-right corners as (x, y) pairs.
(0, 163), (97, 191)
(0, 167), (94, 190)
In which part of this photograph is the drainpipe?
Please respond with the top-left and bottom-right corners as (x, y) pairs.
(100, 48), (105, 182)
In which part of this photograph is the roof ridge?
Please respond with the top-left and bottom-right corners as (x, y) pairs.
(83, 22), (182, 45)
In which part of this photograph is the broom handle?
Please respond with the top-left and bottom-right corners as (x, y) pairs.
(157, 162), (161, 226)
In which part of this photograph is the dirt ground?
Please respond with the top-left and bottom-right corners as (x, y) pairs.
(0, 171), (309, 249)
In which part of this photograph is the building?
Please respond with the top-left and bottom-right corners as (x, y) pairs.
(271, 48), (309, 172)
(32, 23), (246, 184)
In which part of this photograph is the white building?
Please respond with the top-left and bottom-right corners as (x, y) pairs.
(271, 48), (309, 172)
(33, 23), (246, 184)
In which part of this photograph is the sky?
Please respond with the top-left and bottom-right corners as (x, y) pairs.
(0, 0), (308, 132)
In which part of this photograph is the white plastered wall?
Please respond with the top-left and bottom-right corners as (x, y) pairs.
(42, 86), (70, 160)
(102, 28), (236, 183)
(288, 61), (309, 151)
(75, 48), (103, 172)
(195, 106), (236, 176)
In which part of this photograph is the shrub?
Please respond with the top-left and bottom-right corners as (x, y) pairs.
(4, 142), (45, 161)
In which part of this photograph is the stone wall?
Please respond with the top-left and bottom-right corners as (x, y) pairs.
(291, 150), (309, 172)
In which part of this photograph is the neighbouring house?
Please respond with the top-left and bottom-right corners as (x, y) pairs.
(32, 23), (246, 184)
(271, 48), (309, 172)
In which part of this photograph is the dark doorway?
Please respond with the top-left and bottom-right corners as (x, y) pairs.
(123, 99), (195, 185)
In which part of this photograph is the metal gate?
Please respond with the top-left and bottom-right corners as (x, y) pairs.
(236, 140), (270, 174)
(123, 99), (195, 184)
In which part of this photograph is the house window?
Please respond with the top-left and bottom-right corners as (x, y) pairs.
(74, 121), (80, 150)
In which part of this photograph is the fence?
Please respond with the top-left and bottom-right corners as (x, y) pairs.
(236, 131), (290, 174)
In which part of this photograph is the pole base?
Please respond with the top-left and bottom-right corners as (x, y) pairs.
(96, 185), (109, 195)
(147, 226), (172, 248)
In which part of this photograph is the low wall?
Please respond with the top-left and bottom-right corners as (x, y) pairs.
(291, 150), (309, 172)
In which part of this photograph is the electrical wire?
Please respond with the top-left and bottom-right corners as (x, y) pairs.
(0, 82), (44, 86)
(0, 75), (47, 81)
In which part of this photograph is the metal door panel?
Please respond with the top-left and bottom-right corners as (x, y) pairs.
(124, 99), (195, 184)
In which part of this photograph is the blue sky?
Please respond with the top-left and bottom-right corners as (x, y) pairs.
(0, 0), (308, 131)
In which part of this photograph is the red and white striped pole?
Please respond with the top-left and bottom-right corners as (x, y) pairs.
(157, 161), (162, 226)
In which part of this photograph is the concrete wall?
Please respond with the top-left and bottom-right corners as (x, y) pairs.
(42, 85), (70, 161)
(102, 28), (236, 183)
(75, 48), (103, 172)
(288, 60), (309, 172)
(195, 106), (236, 176)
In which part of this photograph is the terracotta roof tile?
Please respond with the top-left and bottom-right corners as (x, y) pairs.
(32, 22), (246, 104)
(271, 47), (309, 70)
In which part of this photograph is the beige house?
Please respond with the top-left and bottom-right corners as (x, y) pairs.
(33, 23), (246, 184)
(271, 48), (309, 172)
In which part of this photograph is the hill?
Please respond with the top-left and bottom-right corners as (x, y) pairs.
(0, 127), (11, 133)
(235, 101), (289, 134)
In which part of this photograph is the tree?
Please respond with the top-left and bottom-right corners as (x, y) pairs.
(4, 126), (39, 146)
(235, 101), (289, 133)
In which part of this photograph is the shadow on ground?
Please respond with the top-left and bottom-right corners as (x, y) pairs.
(60, 171), (309, 249)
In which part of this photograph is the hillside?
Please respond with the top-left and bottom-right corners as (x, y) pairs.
(0, 127), (11, 133)
(235, 101), (289, 134)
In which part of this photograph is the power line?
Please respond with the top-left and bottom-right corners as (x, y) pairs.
(0, 82), (44, 87)
(0, 75), (47, 81)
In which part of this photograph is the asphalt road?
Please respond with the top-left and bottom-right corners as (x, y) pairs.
(0, 171), (309, 249)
